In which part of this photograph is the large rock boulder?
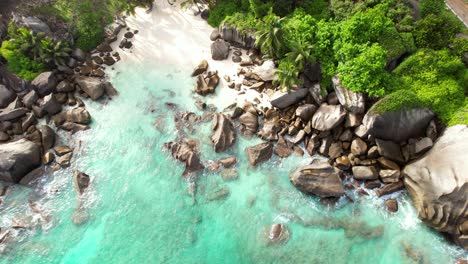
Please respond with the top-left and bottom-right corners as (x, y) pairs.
(76, 77), (105, 100)
(194, 72), (219, 95)
(403, 125), (468, 249)
(191, 60), (209, 76)
(31, 72), (57, 97)
(332, 75), (365, 114)
(311, 104), (346, 131)
(211, 39), (230, 60)
(290, 161), (344, 198)
(252, 60), (276, 82)
(363, 105), (434, 142)
(12, 15), (51, 33)
(239, 111), (258, 136)
(54, 107), (91, 125)
(211, 113), (236, 152)
(271, 89), (309, 110)
(164, 139), (204, 176)
(0, 84), (16, 108)
(219, 25), (256, 48)
(0, 139), (41, 183)
(0, 107), (28, 121)
(246, 142), (273, 167)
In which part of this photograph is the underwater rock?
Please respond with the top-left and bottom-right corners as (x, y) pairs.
(290, 161), (344, 198)
(211, 113), (236, 153)
(246, 142), (273, 167)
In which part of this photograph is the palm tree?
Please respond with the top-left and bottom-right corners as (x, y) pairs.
(286, 40), (315, 72)
(255, 12), (285, 60)
(274, 59), (302, 92)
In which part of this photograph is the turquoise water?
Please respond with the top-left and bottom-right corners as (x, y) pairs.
(1, 59), (466, 263)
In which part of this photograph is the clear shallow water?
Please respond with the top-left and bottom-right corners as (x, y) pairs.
(0, 59), (466, 263)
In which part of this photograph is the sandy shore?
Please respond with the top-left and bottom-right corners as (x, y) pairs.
(108, 0), (272, 111)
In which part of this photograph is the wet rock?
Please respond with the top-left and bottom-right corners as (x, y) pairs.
(376, 139), (404, 163)
(295, 104), (317, 122)
(246, 142), (273, 167)
(403, 125), (468, 249)
(290, 161), (344, 198)
(39, 125), (56, 150)
(31, 72), (57, 96)
(42, 152), (55, 164)
(271, 89), (309, 109)
(352, 166), (378, 180)
(221, 168), (238, 181)
(211, 39), (230, 60)
(76, 77), (105, 100)
(363, 106), (434, 142)
(194, 72), (220, 95)
(73, 170), (90, 195)
(103, 82), (118, 97)
(385, 199), (398, 213)
(207, 187), (230, 201)
(379, 170), (400, 183)
(164, 139), (204, 176)
(218, 157), (237, 168)
(268, 223), (290, 244)
(55, 107), (91, 125)
(103, 56), (116, 66)
(311, 104), (346, 131)
(291, 130), (306, 145)
(57, 152), (72, 168)
(54, 145), (72, 156)
(332, 75), (365, 114)
(365, 180), (381, 189)
(0, 139), (41, 182)
(335, 156), (351, 170)
(274, 137), (293, 158)
(350, 138), (367, 156)
(375, 182), (404, 197)
(192, 60), (209, 77)
(0, 85), (15, 108)
(40, 94), (62, 115)
(211, 113), (236, 152)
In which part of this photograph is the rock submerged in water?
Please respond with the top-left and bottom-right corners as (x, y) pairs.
(73, 170), (90, 195)
(267, 223), (290, 244)
(211, 113), (236, 153)
(164, 139), (204, 176)
(403, 125), (468, 249)
(246, 142), (273, 167)
(290, 161), (344, 198)
(194, 72), (220, 95)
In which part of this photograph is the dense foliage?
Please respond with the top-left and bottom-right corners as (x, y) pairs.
(0, 23), (70, 80)
(34, 0), (153, 51)
(208, 0), (468, 125)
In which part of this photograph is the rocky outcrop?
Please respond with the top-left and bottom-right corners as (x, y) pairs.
(252, 60), (276, 82)
(239, 110), (258, 137)
(164, 139), (204, 176)
(191, 60), (209, 76)
(0, 139), (41, 183)
(211, 113), (236, 152)
(211, 39), (230, 60)
(219, 25), (256, 48)
(295, 104), (317, 122)
(270, 89), (309, 110)
(403, 125), (468, 249)
(55, 107), (91, 125)
(363, 106), (434, 142)
(311, 104), (346, 131)
(289, 161), (344, 198)
(12, 15), (51, 33)
(246, 142), (273, 167)
(194, 71), (220, 95)
(31, 72), (57, 97)
(332, 75), (365, 114)
(75, 77), (105, 100)
(73, 170), (90, 195)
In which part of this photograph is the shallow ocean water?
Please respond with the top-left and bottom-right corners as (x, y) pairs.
(0, 59), (466, 263)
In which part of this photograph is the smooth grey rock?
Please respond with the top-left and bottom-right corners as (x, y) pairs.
(363, 106), (434, 142)
(76, 77), (105, 100)
(0, 84), (15, 108)
(211, 39), (230, 60)
(31, 72), (57, 97)
(290, 161), (344, 198)
(0, 139), (41, 182)
(252, 60), (276, 82)
(332, 75), (365, 114)
(403, 125), (468, 249)
(311, 104), (346, 131)
(271, 89), (309, 109)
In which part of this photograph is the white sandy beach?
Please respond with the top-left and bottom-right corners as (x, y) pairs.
(108, 0), (273, 111)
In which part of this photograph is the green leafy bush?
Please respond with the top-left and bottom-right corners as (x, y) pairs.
(449, 98), (468, 126)
(413, 12), (462, 50)
(419, 0), (445, 17)
(208, 0), (241, 27)
(0, 41), (46, 81)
